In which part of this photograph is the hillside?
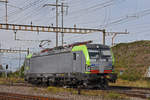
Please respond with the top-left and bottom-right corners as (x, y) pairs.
(112, 40), (150, 81)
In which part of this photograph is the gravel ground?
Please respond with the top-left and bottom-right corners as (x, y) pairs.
(0, 85), (146, 100)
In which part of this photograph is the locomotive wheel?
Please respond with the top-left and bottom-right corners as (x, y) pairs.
(101, 79), (108, 89)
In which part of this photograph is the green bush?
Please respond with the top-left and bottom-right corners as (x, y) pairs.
(7, 65), (24, 78)
(119, 69), (142, 81)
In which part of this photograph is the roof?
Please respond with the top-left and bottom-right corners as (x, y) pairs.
(86, 44), (110, 49)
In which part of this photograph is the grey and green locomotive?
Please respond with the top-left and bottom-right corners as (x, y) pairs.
(24, 42), (117, 88)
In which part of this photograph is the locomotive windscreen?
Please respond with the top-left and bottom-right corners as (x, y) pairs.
(101, 49), (111, 57)
(88, 49), (100, 59)
(87, 44), (111, 59)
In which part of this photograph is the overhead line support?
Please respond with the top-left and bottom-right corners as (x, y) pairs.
(102, 29), (106, 45)
(56, 0), (58, 47)
(61, 3), (64, 46)
(43, 1), (69, 47)
(0, 23), (104, 33)
(5, 0), (8, 24)
(106, 31), (129, 46)
(0, 23), (106, 45)
(0, 48), (29, 54)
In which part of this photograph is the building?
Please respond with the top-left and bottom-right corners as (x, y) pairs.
(145, 66), (150, 78)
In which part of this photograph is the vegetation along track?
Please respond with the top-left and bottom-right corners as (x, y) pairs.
(109, 86), (150, 99)
(0, 92), (64, 100)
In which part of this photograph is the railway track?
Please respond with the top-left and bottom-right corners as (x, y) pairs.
(1, 82), (150, 99)
(0, 92), (64, 100)
(110, 86), (150, 91)
(109, 86), (150, 99)
(117, 90), (150, 99)
(0, 82), (37, 87)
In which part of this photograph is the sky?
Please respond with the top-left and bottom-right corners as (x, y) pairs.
(0, 0), (150, 71)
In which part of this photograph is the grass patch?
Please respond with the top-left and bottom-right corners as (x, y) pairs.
(47, 86), (79, 94)
(106, 92), (123, 99)
(0, 77), (24, 85)
(118, 69), (142, 81)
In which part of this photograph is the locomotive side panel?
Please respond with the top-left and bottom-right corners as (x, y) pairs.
(28, 51), (85, 74)
(29, 52), (73, 74)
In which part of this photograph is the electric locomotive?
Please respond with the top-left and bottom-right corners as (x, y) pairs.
(24, 41), (117, 88)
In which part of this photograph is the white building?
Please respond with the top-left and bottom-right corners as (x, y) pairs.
(145, 66), (150, 78)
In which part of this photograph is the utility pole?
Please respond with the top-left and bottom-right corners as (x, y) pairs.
(43, 1), (68, 47)
(0, 0), (8, 24)
(27, 48), (29, 55)
(5, 0), (8, 24)
(106, 31), (129, 46)
(56, 0), (58, 47)
(19, 47), (21, 77)
(61, 3), (64, 46)
(43, 0), (59, 47)
(112, 33), (117, 46)
(102, 29), (106, 45)
(5, 64), (8, 78)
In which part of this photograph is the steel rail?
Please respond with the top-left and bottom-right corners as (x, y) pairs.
(109, 86), (150, 99)
(0, 92), (64, 100)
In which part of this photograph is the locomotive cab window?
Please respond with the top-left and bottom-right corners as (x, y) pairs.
(101, 49), (111, 57)
(88, 49), (100, 59)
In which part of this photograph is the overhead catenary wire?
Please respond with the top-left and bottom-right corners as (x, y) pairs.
(61, 1), (114, 44)
(65, 0), (116, 22)
(68, 0), (115, 15)
(0, 0), (62, 23)
(1, 0), (115, 28)
(72, 6), (112, 27)
(0, 0), (150, 45)
(64, 0), (128, 29)
(11, 1), (48, 24)
(0, 0), (37, 20)
(93, 8), (150, 29)
(9, 0), (47, 23)
(0, 0), (45, 23)
(63, 0), (125, 26)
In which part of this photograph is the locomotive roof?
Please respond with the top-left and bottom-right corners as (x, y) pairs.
(86, 44), (110, 49)
(29, 44), (110, 58)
